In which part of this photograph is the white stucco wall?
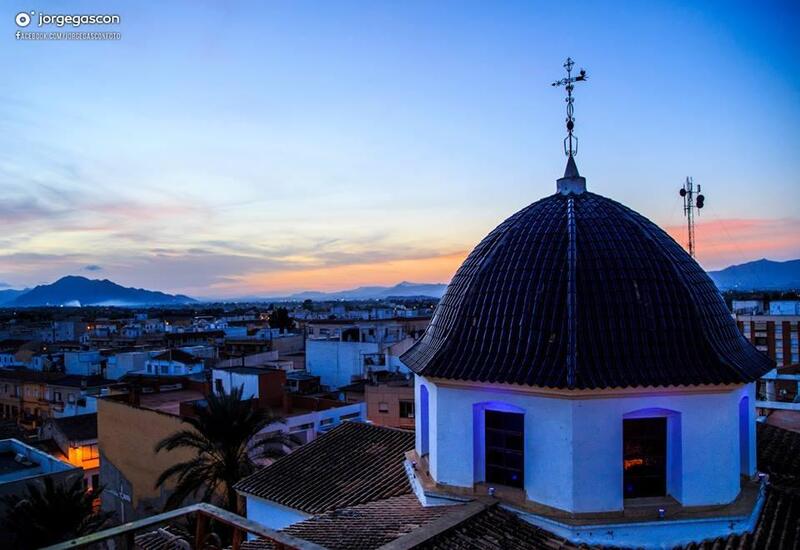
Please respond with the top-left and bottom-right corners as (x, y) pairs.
(305, 339), (380, 389)
(416, 375), (754, 514)
(212, 369), (261, 399)
(244, 495), (310, 530)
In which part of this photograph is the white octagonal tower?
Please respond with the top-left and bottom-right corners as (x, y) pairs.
(401, 157), (772, 548)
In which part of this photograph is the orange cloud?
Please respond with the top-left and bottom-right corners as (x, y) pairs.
(221, 251), (468, 295)
(664, 218), (800, 270)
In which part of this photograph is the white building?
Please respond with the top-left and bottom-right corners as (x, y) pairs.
(64, 351), (103, 376)
(105, 351), (151, 380)
(143, 350), (204, 377)
(305, 319), (427, 389)
(769, 300), (800, 315)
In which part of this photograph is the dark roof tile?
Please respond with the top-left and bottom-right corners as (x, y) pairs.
(279, 494), (451, 550)
(50, 413), (97, 441)
(402, 192), (773, 389)
(235, 422), (414, 514)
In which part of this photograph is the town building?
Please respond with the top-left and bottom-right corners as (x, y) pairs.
(143, 349), (205, 377)
(304, 317), (428, 389)
(99, 374), (364, 521)
(733, 306), (800, 416)
(735, 312), (800, 367)
(364, 376), (415, 429)
(41, 412), (100, 491)
(0, 370), (112, 428)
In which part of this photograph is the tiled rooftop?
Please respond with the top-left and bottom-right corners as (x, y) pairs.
(50, 412), (97, 441)
(402, 191), (773, 389)
(235, 422), (414, 514)
(280, 494), (451, 550)
(136, 422), (800, 550)
(757, 422), (800, 486)
(411, 503), (580, 550)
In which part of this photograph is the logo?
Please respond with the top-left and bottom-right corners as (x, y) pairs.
(15, 12), (32, 27)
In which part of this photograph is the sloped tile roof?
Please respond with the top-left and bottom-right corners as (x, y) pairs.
(280, 494), (451, 550)
(234, 422), (415, 514)
(401, 192), (773, 389)
(141, 423), (800, 550)
(51, 412), (97, 442)
(682, 484), (800, 550)
(757, 422), (800, 486)
(411, 503), (581, 550)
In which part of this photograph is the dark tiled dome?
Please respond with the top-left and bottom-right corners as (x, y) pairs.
(402, 185), (773, 389)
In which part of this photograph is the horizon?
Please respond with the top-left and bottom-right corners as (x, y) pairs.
(3, 256), (798, 301)
(3, 1), (800, 297)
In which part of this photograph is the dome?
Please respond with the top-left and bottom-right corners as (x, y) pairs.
(402, 166), (773, 389)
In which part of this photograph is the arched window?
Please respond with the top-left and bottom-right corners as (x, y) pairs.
(419, 385), (430, 456)
(739, 395), (752, 476)
(622, 408), (682, 501)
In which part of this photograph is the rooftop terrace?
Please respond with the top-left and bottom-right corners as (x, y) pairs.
(0, 438), (77, 484)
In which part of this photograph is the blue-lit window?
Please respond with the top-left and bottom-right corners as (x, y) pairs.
(623, 418), (667, 498)
(485, 410), (524, 488)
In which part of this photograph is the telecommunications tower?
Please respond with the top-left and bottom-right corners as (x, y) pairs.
(679, 177), (705, 257)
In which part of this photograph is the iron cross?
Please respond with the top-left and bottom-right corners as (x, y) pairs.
(551, 57), (588, 157)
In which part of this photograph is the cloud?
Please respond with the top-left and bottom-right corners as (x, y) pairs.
(664, 217), (800, 270)
(0, 281), (11, 288)
(83, 264), (103, 272)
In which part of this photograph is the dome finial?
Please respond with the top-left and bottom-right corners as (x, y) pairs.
(552, 58), (588, 194)
(551, 57), (588, 158)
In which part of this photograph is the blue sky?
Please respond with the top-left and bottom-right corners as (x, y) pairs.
(2, 0), (799, 297)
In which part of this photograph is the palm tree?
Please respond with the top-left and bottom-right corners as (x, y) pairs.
(155, 385), (294, 513)
(1, 476), (113, 549)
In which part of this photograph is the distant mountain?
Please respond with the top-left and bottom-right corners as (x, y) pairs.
(708, 259), (800, 291)
(5, 276), (196, 307)
(285, 281), (448, 301)
(0, 288), (28, 305)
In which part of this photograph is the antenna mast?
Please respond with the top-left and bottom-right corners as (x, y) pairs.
(679, 177), (705, 257)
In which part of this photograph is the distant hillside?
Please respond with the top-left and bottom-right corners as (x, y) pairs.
(6, 276), (196, 307)
(0, 289), (28, 305)
(286, 281), (448, 301)
(708, 259), (800, 291)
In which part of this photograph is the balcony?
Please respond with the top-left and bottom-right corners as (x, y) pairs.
(43, 502), (323, 550)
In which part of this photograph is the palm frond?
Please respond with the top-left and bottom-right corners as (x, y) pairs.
(154, 384), (292, 512)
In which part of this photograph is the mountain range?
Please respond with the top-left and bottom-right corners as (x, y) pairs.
(706, 258), (800, 291)
(0, 276), (195, 307)
(0, 258), (796, 307)
(283, 281), (448, 301)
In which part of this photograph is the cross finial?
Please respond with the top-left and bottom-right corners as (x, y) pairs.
(551, 57), (588, 157)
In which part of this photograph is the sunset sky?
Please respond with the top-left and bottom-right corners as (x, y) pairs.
(2, 1), (799, 298)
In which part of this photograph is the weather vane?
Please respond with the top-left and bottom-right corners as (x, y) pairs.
(551, 57), (587, 157)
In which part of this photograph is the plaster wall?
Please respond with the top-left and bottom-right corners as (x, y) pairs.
(416, 376), (753, 513)
(212, 369), (260, 399)
(244, 495), (310, 530)
(306, 339), (379, 389)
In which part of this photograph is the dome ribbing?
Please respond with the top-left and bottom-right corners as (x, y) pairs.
(401, 190), (773, 389)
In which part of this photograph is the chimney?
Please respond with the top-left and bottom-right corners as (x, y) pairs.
(128, 385), (140, 407)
